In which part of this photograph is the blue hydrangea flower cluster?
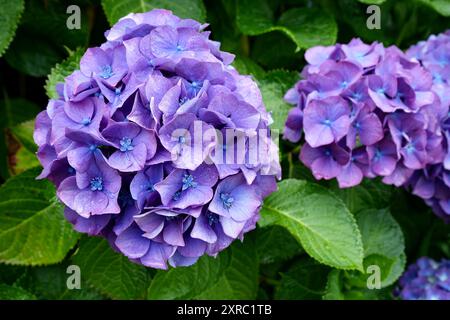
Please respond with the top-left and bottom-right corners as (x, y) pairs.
(404, 31), (450, 220)
(283, 39), (445, 194)
(395, 257), (450, 300)
(34, 9), (280, 269)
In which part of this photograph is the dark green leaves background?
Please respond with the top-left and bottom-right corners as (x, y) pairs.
(0, 0), (449, 300)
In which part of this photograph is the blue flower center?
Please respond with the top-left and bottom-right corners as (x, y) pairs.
(178, 135), (186, 144)
(321, 119), (332, 127)
(353, 121), (362, 130)
(115, 88), (122, 96)
(81, 118), (91, 126)
(176, 45), (183, 52)
(207, 212), (219, 226)
(220, 192), (234, 210)
(352, 92), (363, 101)
(433, 73), (443, 84)
(374, 148), (383, 161)
(119, 137), (134, 152)
(188, 81), (203, 95)
(182, 174), (197, 191)
(172, 190), (181, 201)
(340, 81), (348, 88)
(179, 96), (189, 105)
(405, 143), (415, 154)
(99, 65), (114, 79)
(377, 88), (385, 95)
(191, 81), (201, 89)
(146, 182), (155, 192)
(89, 144), (98, 152)
(90, 177), (104, 191)
(68, 167), (75, 174)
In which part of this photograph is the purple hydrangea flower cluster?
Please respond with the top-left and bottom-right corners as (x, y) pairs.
(33, 9), (280, 269)
(283, 39), (445, 190)
(395, 257), (450, 300)
(404, 31), (450, 220)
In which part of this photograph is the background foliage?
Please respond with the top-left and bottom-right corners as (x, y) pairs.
(0, 0), (449, 300)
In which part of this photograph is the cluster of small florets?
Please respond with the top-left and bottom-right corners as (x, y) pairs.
(404, 31), (450, 220)
(395, 257), (450, 300)
(34, 9), (280, 269)
(283, 39), (445, 192)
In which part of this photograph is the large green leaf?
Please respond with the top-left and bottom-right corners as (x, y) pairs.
(344, 208), (405, 289)
(0, 168), (80, 265)
(419, 0), (450, 16)
(45, 48), (84, 99)
(0, 98), (40, 179)
(4, 33), (62, 77)
(10, 120), (36, 153)
(101, 0), (207, 25)
(236, 0), (337, 50)
(275, 258), (329, 300)
(71, 237), (151, 300)
(332, 180), (394, 214)
(322, 269), (392, 300)
(255, 225), (302, 264)
(260, 179), (364, 271)
(0, 284), (36, 300)
(357, 209), (405, 259)
(0, 0), (25, 57)
(20, 0), (90, 50)
(8, 119), (40, 175)
(15, 263), (105, 300)
(257, 70), (298, 133)
(148, 239), (259, 299)
(232, 56), (266, 80)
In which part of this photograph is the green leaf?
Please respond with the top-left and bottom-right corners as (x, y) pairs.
(344, 209), (405, 288)
(10, 145), (40, 175)
(71, 237), (151, 300)
(236, 0), (337, 50)
(0, 168), (80, 265)
(16, 263), (105, 300)
(20, 0), (90, 50)
(45, 48), (84, 99)
(322, 270), (345, 300)
(0, 0), (25, 57)
(251, 31), (303, 70)
(0, 264), (27, 285)
(277, 8), (338, 50)
(0, 98), (40, 129)
(332, 179), (394, 214)
(0, 284), (36, 300)
(323, 268), (394, 300)
(5, 32), (62, 77)
(8, 120), (40, 175)
(10, 120), (36, 153)
(101, 0), (207, 25)
(357, 209), (405, 259)
(418, 0), (450, 16)
(148, 239), (259, 299)
(255, 225), (302, 264)
(275, 258), (329, 299)
(232, 56), (266, 80)
(0, 98), (40, 179)
(257, 70), (298, 133)
(260, 179), (364, 271)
